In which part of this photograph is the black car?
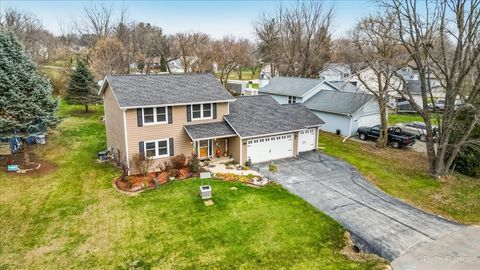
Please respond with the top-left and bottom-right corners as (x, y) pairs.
(357, 125), (416, 148)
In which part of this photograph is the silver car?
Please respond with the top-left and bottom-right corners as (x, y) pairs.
(393, 122), (438, 142)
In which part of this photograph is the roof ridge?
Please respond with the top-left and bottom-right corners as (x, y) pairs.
(108, 73), (213, 77)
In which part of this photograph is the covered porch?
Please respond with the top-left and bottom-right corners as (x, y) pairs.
(184, 121), (239, 161)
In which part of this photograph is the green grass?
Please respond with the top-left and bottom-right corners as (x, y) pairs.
(0, 104), (383, 269)
(215, 68), (259, 81)
(388, 113), (424, 125)
(319, 132), (480, 225)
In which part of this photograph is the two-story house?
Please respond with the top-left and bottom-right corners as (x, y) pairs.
(100, 74), (324, 174)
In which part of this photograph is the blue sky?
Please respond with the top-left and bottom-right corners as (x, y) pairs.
(1, 0), (377, 40)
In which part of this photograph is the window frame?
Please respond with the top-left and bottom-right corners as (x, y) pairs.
(143, 106), (168, 125)
(144, 139), (170, 159)
(288, 96), (297, 104)
(191, 103), (213, 120)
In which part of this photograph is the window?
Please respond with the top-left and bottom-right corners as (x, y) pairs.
(143, 107), (168, 124)
(156, 107), (166, 122)
(191, 103), (213, 120)
(203, 104), (211, 118)
(143, 108), (154, 124)
(145, 142), (156, 157)
(288, 96), (297, 104)
(144, 139), (169, 158)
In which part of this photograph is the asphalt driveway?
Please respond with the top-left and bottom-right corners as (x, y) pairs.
(253, 151), (463, 261)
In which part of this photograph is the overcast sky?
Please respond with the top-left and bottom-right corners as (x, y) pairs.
(1, 0), (377, 40)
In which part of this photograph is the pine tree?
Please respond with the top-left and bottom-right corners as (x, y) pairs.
(66, 59), (100, 112)
(0, 31), (59, 165)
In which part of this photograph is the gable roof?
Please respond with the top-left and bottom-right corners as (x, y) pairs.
(258, 76), (324, 97)
(184, 121), (237, 140)
(224, 95), (324, 138)
(328, 81), (362, 93)
(303, 90), (374, 116)
(100, 74), (235, 108)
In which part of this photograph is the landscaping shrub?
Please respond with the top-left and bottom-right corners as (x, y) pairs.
(453, 146), (480, 177)
(187, 153), (201, 173)
(131, 153), (154, 185)
(171, 154), (186, 169)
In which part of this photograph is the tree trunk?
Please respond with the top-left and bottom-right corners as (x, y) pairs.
(85, 105), (89, 112)
(377, 101), (389, 148)
(23, 141), (31, 166)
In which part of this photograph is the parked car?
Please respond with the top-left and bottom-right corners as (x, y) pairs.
(357, 125), (416, 148)
(428, 98), (462, 111)
(393, 122), (438, 142)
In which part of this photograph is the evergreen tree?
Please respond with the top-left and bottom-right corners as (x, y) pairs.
(66, 59), (100, 112)
(0, 31), (59, 164)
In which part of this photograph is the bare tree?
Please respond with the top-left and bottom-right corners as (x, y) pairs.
(384, 0), (480, 177)
(351, 15), (409, 147)
(255, 15), (281, 77)
(173, 32), (210, 73)
(79, 2), (114, 43)
(90, 37), (126, 77)
(255, 0), (333, 78)
(0, 9), (58, 64)
(213, 37), (251, 88)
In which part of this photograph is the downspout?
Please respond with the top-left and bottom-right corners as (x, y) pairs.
(342, 114), (354, 143)
(123, 109), (130, 175)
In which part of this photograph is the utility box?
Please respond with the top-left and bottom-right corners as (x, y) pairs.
(200, 185), (212, 199)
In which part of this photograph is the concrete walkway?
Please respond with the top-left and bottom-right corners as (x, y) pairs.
(253, 152), (478, 266)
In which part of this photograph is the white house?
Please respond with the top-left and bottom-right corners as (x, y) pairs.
(319, 63), (352, 81)
(258, 76), (381, 136)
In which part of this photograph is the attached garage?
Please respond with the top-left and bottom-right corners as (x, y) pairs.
(298, 128), (316, 152)
(357, 114), (380, 128)
(246, 134), (293, 163)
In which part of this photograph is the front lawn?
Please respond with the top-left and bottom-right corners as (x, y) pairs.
(320, 132), (480, 225)
(0, 104), (383, 269)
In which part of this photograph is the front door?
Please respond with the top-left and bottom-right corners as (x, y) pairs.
(198, 139), (212, 159)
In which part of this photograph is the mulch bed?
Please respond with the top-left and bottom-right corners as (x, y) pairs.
(0, 152), (57, 177)
(115, 167), (191, 193)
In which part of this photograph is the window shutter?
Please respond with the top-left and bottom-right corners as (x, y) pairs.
(186, 105), (191, 122)
(169, 138), (174, 156)
(168, 106), (173, 124)
(136, 108), (143, 127)
(212, 103), (217, 119)
(139, 141), (145, 158)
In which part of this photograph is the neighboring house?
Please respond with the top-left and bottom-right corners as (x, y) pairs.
(100, 74), (324, 174)
(258, 76), (380, 136)
(303, 90), (379, 136)
(258, 77), (339, 104)
(319, 63), (351, 81)
(226, 80), (247, 95)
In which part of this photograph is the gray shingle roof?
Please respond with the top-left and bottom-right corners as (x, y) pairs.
(104, 74), (234, 108)
(328, 81), (361, 93)
(303, 90), (374, 115)
(225, 95), (324, 138)
(258, 76), (324, 97)
(184, 121), (237, 140)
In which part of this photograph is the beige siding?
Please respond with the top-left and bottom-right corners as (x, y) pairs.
(293, 131), (299, 156)
(103, 84), (127, 164)
(241, 139), (247, 164)
(125, 102), (229, 174)
(227, 136), (241, 162)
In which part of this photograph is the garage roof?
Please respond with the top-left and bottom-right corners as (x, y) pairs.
(184, 121), (237, 140)
(303, 90), (374, 115)
(225, 95), (324, 138)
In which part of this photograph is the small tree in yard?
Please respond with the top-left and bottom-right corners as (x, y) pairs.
(66, 59), (100, 112)
(268, 162), (278, 179)
(0, 31), (59, 166)
(131, 153), (154, 187)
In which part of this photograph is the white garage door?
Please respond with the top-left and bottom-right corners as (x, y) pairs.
(298, 128), (316, 152)
(358, 114), (380, 128)
(247, 134), (293, 163)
